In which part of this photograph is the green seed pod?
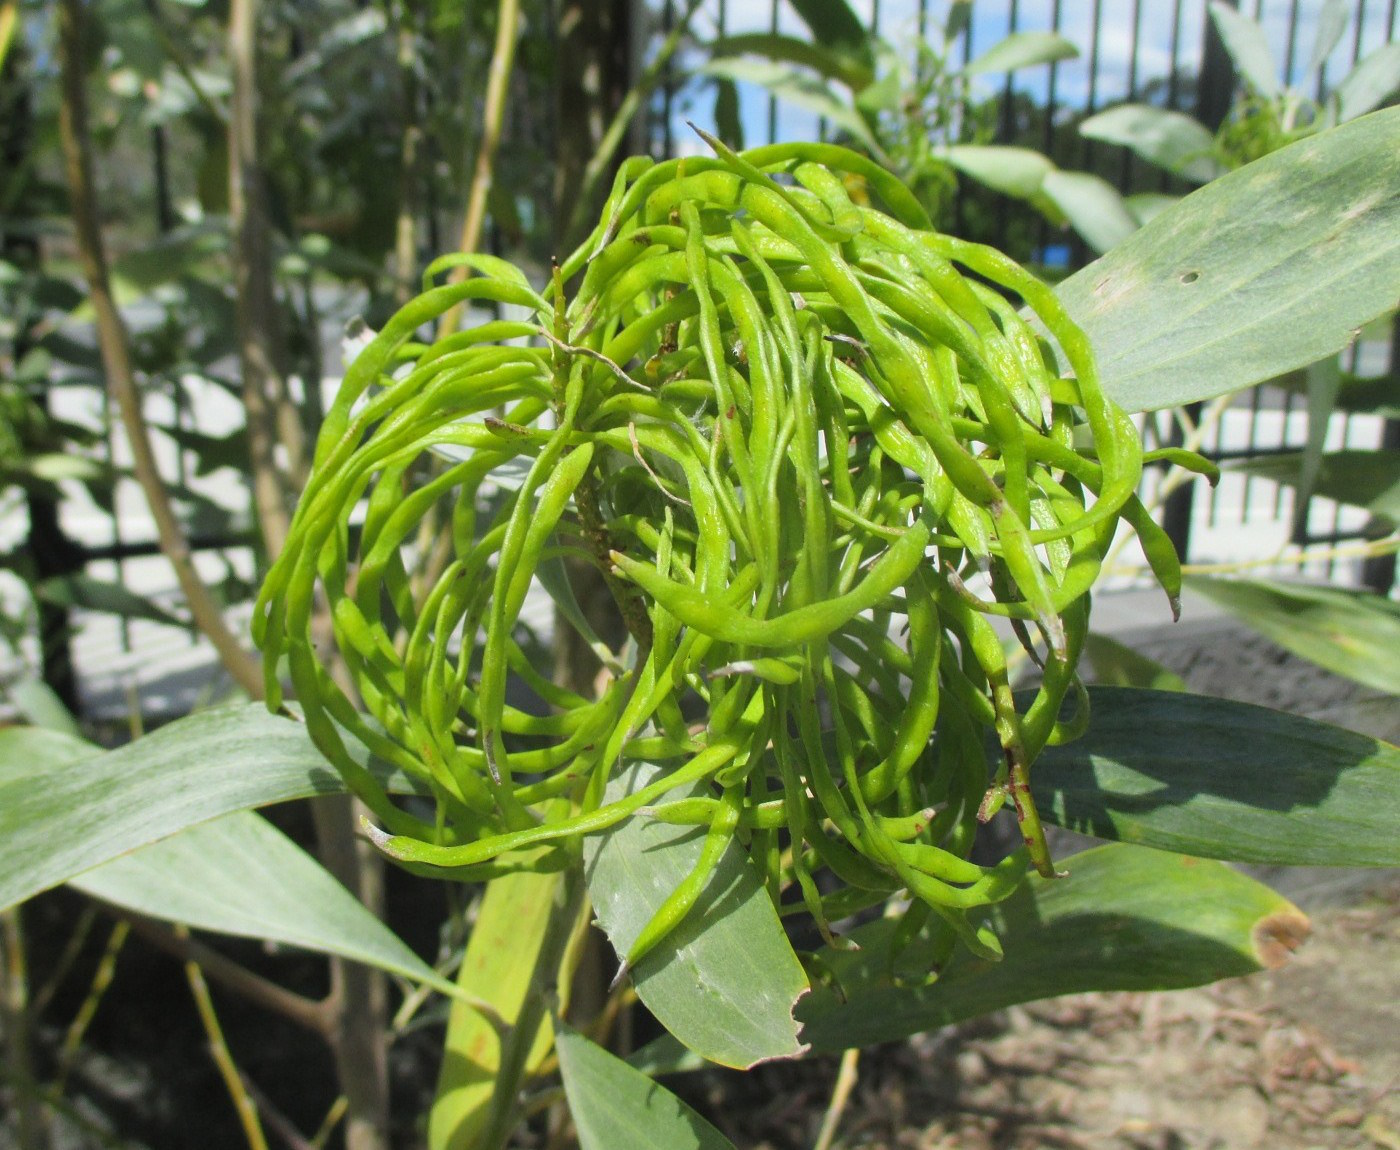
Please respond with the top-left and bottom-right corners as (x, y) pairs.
(253, 137), (1210, 976)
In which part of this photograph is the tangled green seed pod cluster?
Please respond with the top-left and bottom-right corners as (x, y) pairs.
(255, 136), (1214, 973)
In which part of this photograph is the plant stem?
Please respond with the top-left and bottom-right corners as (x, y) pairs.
(228, 9), (390, 1145)
(309, 1096), (349, 1150)
(477, 862), (586, 1150)
(1, 907), (50, 1150)
(437, 0), (521, 338)
(391, 0), (423, 302)
(229, 0), (301, 558)
(55, 0), (265, 699)
(310, 795), (390, 1150)
(182, 934), (270, 1150)
(814, 1048), (860, 1150)
(53, 919), (128, 1097)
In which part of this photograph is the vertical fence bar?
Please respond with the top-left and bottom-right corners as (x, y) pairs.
(1118, 0), (1143, 192)
(1034, 0), (1064, 262)
(994, 0), (1022, 251)
(662, 0), (675, 156)
(1351, 0), (1369, 63)
(952, 3), (974, 239)
(766, 0), (778, 144)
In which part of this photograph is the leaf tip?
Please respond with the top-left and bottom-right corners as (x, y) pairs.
(1252, 908), (1311, 969)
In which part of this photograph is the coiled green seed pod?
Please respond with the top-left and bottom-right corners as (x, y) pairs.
(254, 139), (1203, 973)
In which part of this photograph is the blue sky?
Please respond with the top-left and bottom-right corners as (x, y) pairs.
(667, 0), (1398, 151)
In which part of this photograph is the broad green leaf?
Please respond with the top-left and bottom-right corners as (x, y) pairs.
(1123, 192), (1180, 227)
(22, 453), (108, 483)
(797, 843), (1306, 1051)
(626, 1032), (708, 1077)
(787, 0), (873, 73)
(71, 811), (454, 994)
(1056, 108), (1400, 413)
(1032, 686), (1400, 865)
(5, 679), (83, 738)
(1082, 633), (1186, 692)
(1308, 0), (1350, 75)
(282, 8), (388, 85)
(711, 33), (871, 91)
(1227, 448), (1400, 522)
(1, 722), (451, 992)
(0, 2), (18, 78)
(36, 574), (185, 628)
(699, 59), (880, 154)
(428, 870), (561, 1150)
(941, 145), (1053, 199)
(944, 1), (972, 43)
(1208, 2), (1279, 99)
(1334, 42), (1400, 123)
(153, 421), (250, 477)
(1039, 170), (1139, 254)
(714, 76), (743, 151)
(1329, 370), (1400, 416)
(1184, 577), (1400, 697)
(0, 704), (419, 913)
(583, 762), (809, 1068)
(1079, 104), (1223, 184)
(963, 31), (1078, 75)
(1272, 363), (1400, 417)
(854, 52), (903, 116)
(0, 725), (94, 775)
(110, 228), (224, 294)
(556, 1026), (736, 1150)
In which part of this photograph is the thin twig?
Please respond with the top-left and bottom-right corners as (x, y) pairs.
(30, 905), (97, 1018)
(437, 0), (521, 339)
(1175, 534), (1400, 574)
(229, 0), (300, 556)
(120, 913), (329, 1037)
(238, 1071), (316, 1150)
(1, 907), (50, 1150)
(813, 1047), (860, 1150)
(182, 930), (270, 1150)
(308, 1096), (348, 1150)
(55, 0), (265, 698)
(391, 0), (423, 302)
(53, 920), (128, 1097)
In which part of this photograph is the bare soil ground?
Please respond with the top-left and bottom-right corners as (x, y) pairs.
(691, 873), (1399, 1150)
